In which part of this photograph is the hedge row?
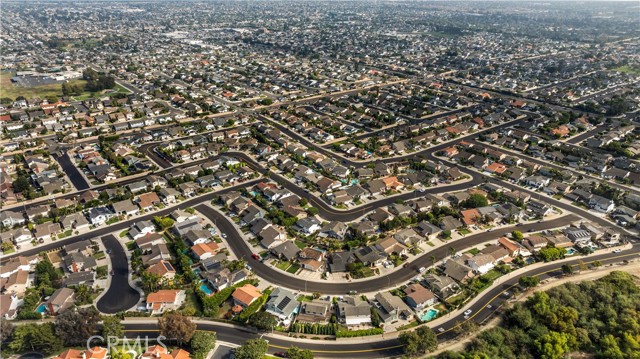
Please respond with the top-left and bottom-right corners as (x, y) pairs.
(335, 328), (384, 338)
(290, 322), (338, 335)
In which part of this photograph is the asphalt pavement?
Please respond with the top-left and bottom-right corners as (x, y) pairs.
(55, 152), (90, 190)
(196, 202), (580, 294)
(96, 235), (140, 313)
(0, 178), (263, 265)
(119, 244), (640, 357)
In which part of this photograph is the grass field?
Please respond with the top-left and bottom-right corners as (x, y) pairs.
(612, 65), (640, 75)
(0, 70), (130, 101)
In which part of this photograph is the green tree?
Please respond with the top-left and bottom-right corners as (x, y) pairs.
(306, 207), (319, 216)
(561, 264), (574, 275)
(74, 284), (94, 305)
(110, 349), (134, 359)
(461, 193), (489, 208)
(399, 327), (438, 356)
(287, 346), (314, 359)
(536, 331), (571, 359)
(55, 306), (101, 345)
(35, 260), (62, 288)
(153, 216), (175, 229)
(0, 318), (14, 342)
(158, 312), (196, 346)
(598, 334), (624, 359)
(8, 323), (63, 354)
(519, 276), (540, 288)
(1, 241), (15, 252)
(189, 331), (217, 359)
(234, 338), (269, 359)
(248, 311), (277, 331)
(101, 315), (124, 339)
(12, 175), (31, 193)
(511, 230), (524, 241)
(140, 271), (162, 293)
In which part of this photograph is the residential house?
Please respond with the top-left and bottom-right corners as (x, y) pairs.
(265, 287), (299, 321)
(111, 200), (140, 217)
(423, 274), (460, 300)
(129, 220), (156, 240)
(589, 195), (616, 213)
(191, 242), (220, 261)
(63, 252), (97, 273)
(404, 283), (437, 310)
(232, 284), (262, 308)
(146, 289), (186, 315)
(270, 241), (300, 261)
(137, 192), (162, 212)
(45, 287), (75, 314)
(87, 207), (115, 225)
(146, 260), (177, 281)
(467, 254), (495, 274)
(355, 246), (386, 266)
(374, 292), (413, 323)
(443, 257), (475, 283)
(0, 270), (30, 296)
(337, 296), (372, 327)
(62, 271), (96, 287)
(297, 300), (331, 323)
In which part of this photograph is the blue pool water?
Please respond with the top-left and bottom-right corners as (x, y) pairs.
(200, 283), (214, 296)
(421, 309), (439, 322)
(566, 248), (576, 255)
(35, 303), (47, 313)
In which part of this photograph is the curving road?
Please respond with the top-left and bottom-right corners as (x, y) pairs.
(196, 203), (581, 294)
(96, 235), (140, 313)
(0, 179), (263, 265)
(120, 246), (640, 357)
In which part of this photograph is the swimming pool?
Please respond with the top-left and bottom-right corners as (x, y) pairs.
(421, 308), (439, 322)
(199, 283), (214, 296)
(35, 303), (47, 314)
(566, 248), (576, 255)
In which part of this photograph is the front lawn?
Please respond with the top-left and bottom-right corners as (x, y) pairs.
(106, 217), (121, 225)
(286, 263), (301, 274)
(275, 261), (291, 271)
(458, 228), (472, 235)
(466, 248), (480, 255)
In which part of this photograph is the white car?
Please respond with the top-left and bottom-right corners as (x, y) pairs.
(418, 267), (426, 273)
(438, 328), (445, 333)
(613, 249), (622, 253)
(464, 309), (472, 316)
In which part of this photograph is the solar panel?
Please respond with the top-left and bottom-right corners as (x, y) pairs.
(277, 296), (292, 310)
(163, 262), (175, 271)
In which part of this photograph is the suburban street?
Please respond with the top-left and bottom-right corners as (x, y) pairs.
(2, 3), (639, 358)
(96, 235), (141, 313)
(119, 245), (640, 357)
